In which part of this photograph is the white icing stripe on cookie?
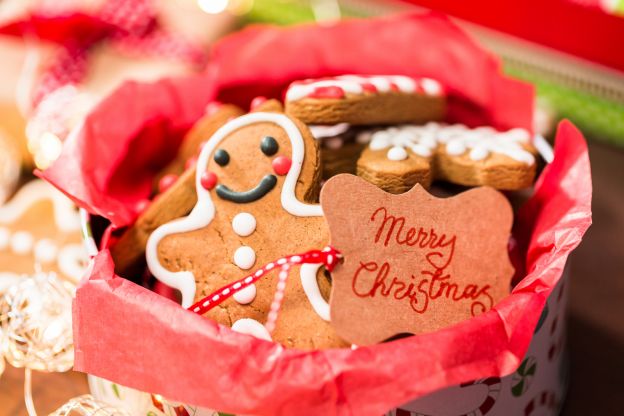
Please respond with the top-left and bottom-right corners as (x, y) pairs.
(285, 75), (443, 102)
(0, 180), (81, 232)
(231, 318), (272, 341)
(300, 263), (330, 321)
(309, 123), (350, 139)
(359, 123), (535, 165)
(147, 112), (324, 309)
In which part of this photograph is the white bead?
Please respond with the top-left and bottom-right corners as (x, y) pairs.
(421, 78), (442, 95)
(469, 146), (489, 161)
(387, 146), (408, 161)
(231, 318), (272, 341)
(369, 136), (390, 151)
(233, 284), (257, 304)
(233, 246), (256, 270)
(232, 213), (256, 237)
(34, 239), (58, 264)
(411, 144), (432, 157)
(446, 140), (467, 156)
(0, 227), (10, 250)
(10, 231), (34, 255)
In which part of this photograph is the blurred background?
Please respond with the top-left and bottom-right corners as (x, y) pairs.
(0, 0), (621, 414)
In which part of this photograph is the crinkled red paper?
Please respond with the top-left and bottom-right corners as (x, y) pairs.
(41, 13), (591, 416)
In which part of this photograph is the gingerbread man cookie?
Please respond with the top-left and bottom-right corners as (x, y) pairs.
(284, 75), (446, 126)
(0, 180), (88, 287)
(356, 123), (537, 193)
(146, 111), (346, 349)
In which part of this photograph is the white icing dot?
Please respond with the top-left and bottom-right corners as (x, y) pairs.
(308, 123), (350, 139)
(231, 318), (272, 341)
(421, 78), (442, 96)
(324, 137), (344, 150)
(34, 239), (58, 264)
(233, 246), (256, 270)
(58, 244), (88, 283)
(446, 140), (467, 156)
(10, 231), (34, 255)
(355, 131), (372, 144)
(233, 284), (256, 304)
(387, 146), (408, 161)
(232, 213), (256, 237)
(0, 227), (10, 250)
(411, 144), (432, 157)
(469, 146), (489, 161)
(369, 131), (391, 150)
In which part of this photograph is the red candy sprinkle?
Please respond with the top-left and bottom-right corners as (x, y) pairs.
(205, 101), (222, 116)
(185, 156), (198, 170)
(250, 96), (267, 110)
(201, 171), (218, 190)
(158, 174), (178, 193)
(309, 85), (345, 99)
(272, 156), (292, 176)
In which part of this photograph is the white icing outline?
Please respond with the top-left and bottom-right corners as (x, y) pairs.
(231, 318), (272, 341)
(0, 180), (81, 232)
(300, 263), (330, 321)
(147, 112), (323, 308)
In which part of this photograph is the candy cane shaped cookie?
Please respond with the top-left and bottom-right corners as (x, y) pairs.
(285, 75), (446, 125)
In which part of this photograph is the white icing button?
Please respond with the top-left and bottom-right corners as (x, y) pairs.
(233, 246), (256, 270)
(10, 231), (34, 255)
(387, 146), (408, 161)
(34, 239), (58, 264)
(233, 284), (257, 304)
(446, 140), (467, 156)
(231, 318), (272, 341)
(232, 213), (256, 237)
(0, 227), (10, 250)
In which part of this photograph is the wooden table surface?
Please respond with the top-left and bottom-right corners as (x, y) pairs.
(0, 139), (622, 415)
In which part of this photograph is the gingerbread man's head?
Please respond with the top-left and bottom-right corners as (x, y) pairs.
(147, 111), (326, 309)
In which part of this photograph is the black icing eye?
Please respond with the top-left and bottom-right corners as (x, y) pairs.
(214, 149), (230, 166)
(260, 136), (279, 156)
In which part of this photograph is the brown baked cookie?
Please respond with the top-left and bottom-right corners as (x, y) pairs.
(145, 110), (347, 349)
(356, 123), (538, 193)
(0, 180), (88, 289)
(284, 75), (446, 125)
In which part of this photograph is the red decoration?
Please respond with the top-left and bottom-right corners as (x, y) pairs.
(158, 174), (178, 193)
(272, 156), (292, 176)
(308, 85), (345, 99)
(200, 171), (218, 190)
(189, 247), (341, 316)
(184, 156), (198, 171)
(250, 96), (268, 110)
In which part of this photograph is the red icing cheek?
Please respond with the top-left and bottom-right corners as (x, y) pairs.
(272, 156), (292, 176)
(200, 171), (218, 190)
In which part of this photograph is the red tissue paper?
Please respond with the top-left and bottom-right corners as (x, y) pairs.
(41, 13), (591, 416)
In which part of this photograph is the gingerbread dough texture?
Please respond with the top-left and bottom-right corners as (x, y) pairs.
(147, 111), (347, 349)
